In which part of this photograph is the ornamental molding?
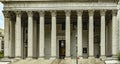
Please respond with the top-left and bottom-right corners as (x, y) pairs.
(51, 11), (56, 17)
(39, 11), (45, 16)
(27, 11), (33, 17)
(3, 2), (117, 11)
(89, 10), (94, 16)
(2, 11), (10, 18)
(77, 10), (83, 16)
(100, 10), (106, 16)
(0, 0), (118, 2)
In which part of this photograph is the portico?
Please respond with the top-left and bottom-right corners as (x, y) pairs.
(1, 0), (120, 60)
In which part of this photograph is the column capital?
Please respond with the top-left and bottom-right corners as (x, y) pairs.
(112, 10), (117, 16)
(88, 10), (94, 16)
(3, 11), (10, 18)
(100, 10), (106, 16)
(65, 10), (71, 16)
(39, 11), (45, 16)
(50, 10), (56, 17)
(77, 10), (83, 16)
(15, 11), (21, 17)
(27, 11), (33, 17)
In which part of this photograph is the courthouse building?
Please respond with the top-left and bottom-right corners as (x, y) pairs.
(1, 0), (120, 61)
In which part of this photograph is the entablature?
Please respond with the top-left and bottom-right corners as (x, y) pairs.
(3, 2), (117, 11)
(0, 0), (119, 2)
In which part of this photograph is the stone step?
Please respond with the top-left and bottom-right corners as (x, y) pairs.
(10, 58), (105, 64)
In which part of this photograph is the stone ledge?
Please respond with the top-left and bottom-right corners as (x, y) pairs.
(0, 0), (118, 2)
(105, 57), (120, 64)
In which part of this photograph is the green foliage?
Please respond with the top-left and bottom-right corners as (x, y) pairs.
(118, 52), (120, 61)
(0, 51), (4, 58)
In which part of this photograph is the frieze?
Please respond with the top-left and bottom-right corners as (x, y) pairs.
(3, 2), (117, 11)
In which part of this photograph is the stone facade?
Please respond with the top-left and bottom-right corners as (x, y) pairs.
(0, 0), (120, 63)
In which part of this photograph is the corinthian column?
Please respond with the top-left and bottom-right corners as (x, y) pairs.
(39, 11), (45, 59)
(77, 10), (83, 58)
(15, 11), (22, 58)
(65, 10), (71, 58)
(27, 11), (33, 58)
(51, 11), (57, 59)
(112, 10), (118, 57)
(100, 10), (106, 58)
(3, 11), (10, 58)
(88, 10), (94, 57)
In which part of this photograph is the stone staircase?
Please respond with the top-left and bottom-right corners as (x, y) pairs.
(10, 58), (105, 64)
(79, 58), (105, 64)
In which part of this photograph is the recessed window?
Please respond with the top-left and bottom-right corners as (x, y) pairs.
(83, 48), (87, 53)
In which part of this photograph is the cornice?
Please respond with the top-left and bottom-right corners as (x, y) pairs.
(0, 0), (119, 3)
(3, 2), (117, 11)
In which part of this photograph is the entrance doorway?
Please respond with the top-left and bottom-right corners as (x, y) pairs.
(23, 28), (28, 59)
(59, 40), (65, 59)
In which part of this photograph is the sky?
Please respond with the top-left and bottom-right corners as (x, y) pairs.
(0, 2), (4, 29)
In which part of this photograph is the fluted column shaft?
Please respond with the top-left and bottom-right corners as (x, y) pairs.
(112, 10), (118, 56)
(15, 11), (22, 58)
(100, 10), (106, 57)
(39, 11), (45, 58)
(28, 11), (33, 58)
(51, 11), (57, 58)
(65, 11), (71, 58)
(3, 11), (10, 57)
(89, 10), (94, 57)
(77, 10), (83, 57)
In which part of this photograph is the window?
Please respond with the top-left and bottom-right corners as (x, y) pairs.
(83, 48), (87, 53)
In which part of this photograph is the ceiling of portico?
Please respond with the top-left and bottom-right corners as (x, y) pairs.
(0, 0), (119, 2)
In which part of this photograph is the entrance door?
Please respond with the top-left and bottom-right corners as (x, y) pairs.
(23, 28), (28, 59)
(59, 40), (65, 59)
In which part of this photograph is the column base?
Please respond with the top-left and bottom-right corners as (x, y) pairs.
(77, 56), (83, 60)
(88, 56), (95, 64)
(13, 58), (22, 62)
(112, 55), (117, 58)
(50, 56), (56, 60)
(65, 56), (71, 59)
(38, 56), (45, 60)
(14, 56), (22, 62)
(88, 56), (94, 59)
(100, 55), (106, 60)
(26, 56), (33, 60)
(15, 56), (22, 59)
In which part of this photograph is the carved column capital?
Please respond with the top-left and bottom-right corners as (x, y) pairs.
(100, 10), (106, 16)
(77, 10), (83, 16)
(88, 10), (94, 16)
(15, 11), (21, 17)
(39, 11), (45, 16)
(65, 10), (71, 16)
(50, 10), (56, 17)
(27, 11), (33, 17)
(3, 11), (10, 18)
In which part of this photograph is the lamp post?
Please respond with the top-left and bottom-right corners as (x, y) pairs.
(76, 35), (78, 64)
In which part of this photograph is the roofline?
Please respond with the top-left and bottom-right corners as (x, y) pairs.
(0, 0), (119, 2)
